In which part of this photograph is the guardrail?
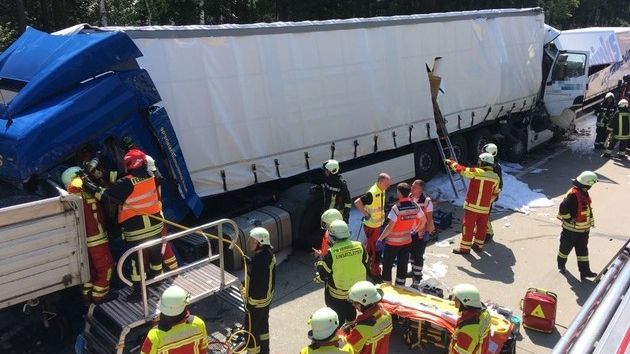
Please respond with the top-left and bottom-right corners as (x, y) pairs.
(116, 218), (240, 317)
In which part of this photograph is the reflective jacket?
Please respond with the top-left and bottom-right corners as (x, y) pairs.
(362, 184), (386, 228)
(300, 338), (355, 353)
(346, 304), (393, 354)
(140, 314), (208, 354)
(384, 199), (422, 246)
(448, 162), (500, 214)
(245, 246), (276, 308)
(317, 240), (368, 300)
(67, 176), (109, 248)
(557, 186), (594, 233)
(324, 174), (352, 217)
(607, 109), (630, 140)
(596, 99), (616, 127)
(449, 308), (491, 354)
(118, 176), (162, 223)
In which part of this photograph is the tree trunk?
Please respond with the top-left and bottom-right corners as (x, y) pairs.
(99, 0), (108, 26)
(199, 0), (205, 24)
(16, 0), (26, 34)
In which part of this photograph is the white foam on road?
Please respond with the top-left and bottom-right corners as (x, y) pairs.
(565, 114), (597, 154)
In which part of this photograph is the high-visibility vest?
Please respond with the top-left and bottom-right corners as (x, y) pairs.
(140, 314), (208, 354)
(385, 199), (419, 246)
(610, 111), (630, 140)
(363, 184), (385, 228)
(463, 168), (500, 214)
(558, 187), (594, 233)
(118, 176), (162, 223)
(328, 240), (366, 299)
(68, 177), (108, 248)
(347, 304), (393, 354)
(449, 309), (491, 354)
(300, 339), (354, 353)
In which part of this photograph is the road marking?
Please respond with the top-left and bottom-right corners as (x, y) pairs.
(515, 147), (569, 178)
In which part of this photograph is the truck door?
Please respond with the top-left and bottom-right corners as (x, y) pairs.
(543, 50), (590, 117)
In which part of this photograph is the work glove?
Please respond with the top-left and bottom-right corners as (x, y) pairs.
(81, 177), (102, 195)
(313, 273), (323, 284)
(376, 240), (385, 252)
(444, 159), (454, 169)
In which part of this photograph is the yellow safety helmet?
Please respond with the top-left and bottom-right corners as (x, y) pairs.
(478, 152), (494, 165)
(323, 159), (340, 174)
(249, 227), (271, 246)
(619, 99), (629, 108)
(452, 283), (482, 309)
(575, 171), (598, 187)
(482, 143), (498, 157)
(321, 209), (343, 229)
(328, 220), (350, 240)
(605, 92), (615, 100)
(61, 166), (82, 188)
(348, 281), (382, 306)
(307, 307), (339, 341)
(159, 285), (190, 316)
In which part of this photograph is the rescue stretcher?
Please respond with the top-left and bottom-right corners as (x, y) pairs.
(377, 284), (517, 353)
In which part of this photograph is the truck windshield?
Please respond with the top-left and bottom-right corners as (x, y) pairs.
(551, 53), (587, 81)
(0, 78), (26, 109)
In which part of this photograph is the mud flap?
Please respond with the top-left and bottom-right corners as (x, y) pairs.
(148, 107), (203, 217)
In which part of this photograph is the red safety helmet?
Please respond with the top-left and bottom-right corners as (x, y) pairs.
(124, 148), (147, 170)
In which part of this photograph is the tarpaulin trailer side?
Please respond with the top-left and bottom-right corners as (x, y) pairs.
(106, 8), (544, 198)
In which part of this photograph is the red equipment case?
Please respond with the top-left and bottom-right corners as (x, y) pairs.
(521, 288), (557, 333)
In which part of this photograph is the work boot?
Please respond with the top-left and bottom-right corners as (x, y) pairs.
(471, 244), (483, 253)
(601, 152), (611, 158)
(485, 234), (494, 243)
(452, 248), (470, 255)
(411, 282), (421, 291)
(580, 271), (597, 280)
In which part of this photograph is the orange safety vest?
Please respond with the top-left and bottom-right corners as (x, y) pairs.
(118, 176), (162, 223)
(386, 199), (419, 246)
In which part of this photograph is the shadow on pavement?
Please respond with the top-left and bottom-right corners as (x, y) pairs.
(455, 241), (516, 284)
(561, 272), (596, 306)
(524, 326), (562, 350)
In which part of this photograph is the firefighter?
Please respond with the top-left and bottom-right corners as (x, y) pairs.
(313, 208), (344, 258)
(354, 173), (391, 279)
(449, 284), (491, 354)
(316, 220), (368, 325)
(300, 307), (354, 353)
(408, 179), (435, 287)
(243, 227), (276, 354)
(556, 171), (598, 279)
(602, 99), (630, 158)
(82, 148), (164, 301)
(321, 159), (352, 222)
(446, 153), (500, 254)
(140, 285), (208, 354)
(378, 183), (426, 287)
(62, 167), (115, 304)
(482, 143), (503, 243)
(594, 92), (617, 149)
(344, 281), (393, 354)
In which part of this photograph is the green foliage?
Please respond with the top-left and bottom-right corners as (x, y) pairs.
(1, 0), (629, 50)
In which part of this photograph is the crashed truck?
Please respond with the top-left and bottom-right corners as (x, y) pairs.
(0, 7), (629, 353)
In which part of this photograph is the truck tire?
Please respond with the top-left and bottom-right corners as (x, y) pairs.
(276, 183), (324, 251)
(449, 134), (468, 163)
(414, 143), (439, 181)
(467, 128), (493, 161)
(505, 136), (527, 162)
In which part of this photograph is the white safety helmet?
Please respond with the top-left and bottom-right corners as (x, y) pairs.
(605, 92), (615, 100)
(327, 220), (350, 240)
(452, 283), (482, 309)
(482, 143), (498, 157)
(61, 166), (82, 188)
(308, 307), (339, 341)
(249, 227), (271, 246)
(159, 285), (190, 316)
(478, 152), (494, 165)
(321, 209), (343, 229)
(575, 171), (598, 187)
(323, 159), (340, 175)
(146, 155), (157, 175)
(348, 281), (382, 306)
(619, 99), (629, 108)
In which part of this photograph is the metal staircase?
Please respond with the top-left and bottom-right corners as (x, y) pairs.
(81, 219), (243, 354)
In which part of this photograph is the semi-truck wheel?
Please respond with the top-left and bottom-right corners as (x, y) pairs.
(467, 128), (492, 161)
(449, 135), (468, 162)
(414, 143), (439, 181)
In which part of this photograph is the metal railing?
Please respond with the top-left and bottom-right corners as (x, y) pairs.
(116, 218), (240, 318)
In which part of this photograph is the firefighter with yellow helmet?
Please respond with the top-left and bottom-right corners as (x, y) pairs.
(300, 307), (354, 353)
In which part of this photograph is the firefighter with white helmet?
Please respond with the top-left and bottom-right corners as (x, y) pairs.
(344, 281), (392, 354)
(481, 143), (503, 243)
(449, 284), (491, 354)
(557, 171), (599, 279)
(602, 99), (630, 158)
(314, 209), (344, 257)
(243, 227), (276, 354)
(300, 307), (353, 353)
(445, 153), (500, 254)
(316, 220), (368, 326)
(594, 92), (617, 149)
(320, 159), (352, 222)
(141, 285), (208, 353)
